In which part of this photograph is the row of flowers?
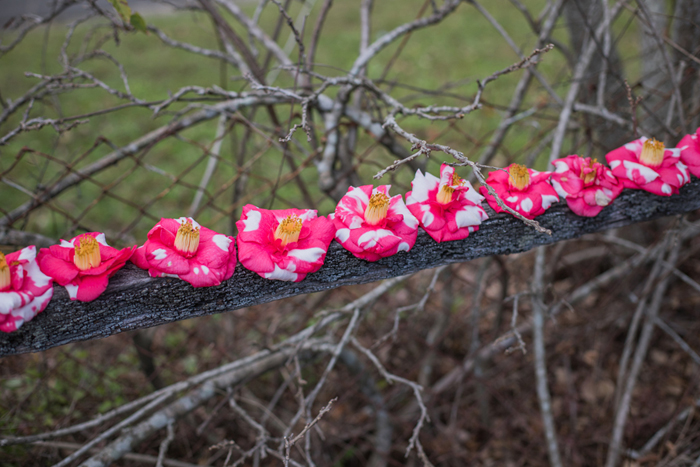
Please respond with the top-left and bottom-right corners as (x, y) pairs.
(1, 132), (699, 333)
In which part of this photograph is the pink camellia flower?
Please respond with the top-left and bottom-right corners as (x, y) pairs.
(605, 136), (690, 196)
(236, 206), (335, 282)
(676, 127), (700, 178)
(405, 164), (488, 242)
(330, 185), (419, 262)
(131, 217), (236, 287)
(0, 246), (54, 333)
(478, 163), (559, 219)
(550, 155), (623, 217)
(37, 232), (134, 302)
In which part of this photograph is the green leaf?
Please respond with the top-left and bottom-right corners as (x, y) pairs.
(108, 0), (132, 22)
(130, 12), (147, 34)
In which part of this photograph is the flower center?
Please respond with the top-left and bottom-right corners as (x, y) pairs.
(73, 236), (101, 271)
(274, 215), (303, 247)
(581, 158), (597, 184)
(436, 185), (455, 205)
(0, 253), (10, 292)
(436, 173), (465, 205)
(364, 193), (390, 226)
(508, 164), (531, 190)
(639, 138), (665, 168)
(174, 219), (200, 257)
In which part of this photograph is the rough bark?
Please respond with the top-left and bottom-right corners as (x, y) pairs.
(1, 178), (700, 356)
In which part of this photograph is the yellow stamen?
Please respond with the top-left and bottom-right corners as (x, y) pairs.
(436, 185), (455, 204)
(73, 236), (101, 271)
(274, 215), (303, 247)
(437, 173), (466, 205)
(508, 164), (531, 190)
(0, 253), (10, 292)
(364, 192), (390, 226)
(639, 138), (665, 168)
(581, 158), (597, 184)
(174, 219), (200, 257)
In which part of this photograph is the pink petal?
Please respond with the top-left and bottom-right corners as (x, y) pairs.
(145, 242), (191, 274)
(236, 206), (278, 242)
(74, 274), (110, 302)
(678, 130), (700, 177)
(237, 239), (276, 277)
(38, 249), (80, 285)
(178, 263), (223, 288)
(566, 197), (604, 217)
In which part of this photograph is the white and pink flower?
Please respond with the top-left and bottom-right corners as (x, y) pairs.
(605, 137), (690, 196)
(405, 164), (488, 242)
(330, 185), (419, 262)
(38, 232), (134, 302)
(550, 155), (623, 217)
(236, 206), (335, 282)
(478, 164), (559, 219)
(677, 127), (700, 178)
(0, 246), (54, 333)
(131, 218), (236, 288)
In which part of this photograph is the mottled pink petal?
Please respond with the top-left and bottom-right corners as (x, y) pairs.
(479, 164), (558, 219)
(134, 218), (236, 287)
(237, 207), (334, 281)
(606, 137), (689, 196)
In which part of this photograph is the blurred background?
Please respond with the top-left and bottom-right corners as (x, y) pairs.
(1, 0), (699, 465)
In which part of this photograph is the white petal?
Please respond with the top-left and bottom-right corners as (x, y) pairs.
(193, 267), (200, 275)
(666, 147), (682, 158)
(65, 284), (79, 300)
(541, 194), (559, 209)
(242, 210), (261, 232)
(94, 233), (108, 246)
(357, 229), (395, 249)
(406, 170), (434, 204)
(336, 228), (350, 243)
(152, 249), (168, 261)
(421, 211), (435, 228)
(264, 264), (298, 281)
(23, 256), (51, 288)
(389, 198), (419, 230)
(462, 181), (485, 204)
(346, 186), (370, 213)
(287, 247), (326, 263)
(622, 160), (659, 184)
(60, 239), (75, 249)
(609, 160), (621, 169)
(661, 183), (672, 194)
(212, 234), (232, 252)
(0, 292), (22, 314)
(550, 179), (567, 199)
(506, 196), (519, 203)
(520, 197), (533, 213)
(595, 189), (611, 206)
(455, 208), (484, 228)
(348, 216), (364, 229)
(17, 246), (36, 262)
(201, 265), (210, 275)
(12, 288), (52, 321)
(397, 242), (410, 252)
(554, 161), (569, 173)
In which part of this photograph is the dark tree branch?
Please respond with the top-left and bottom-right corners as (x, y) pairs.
(2, 178), (700, 356)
